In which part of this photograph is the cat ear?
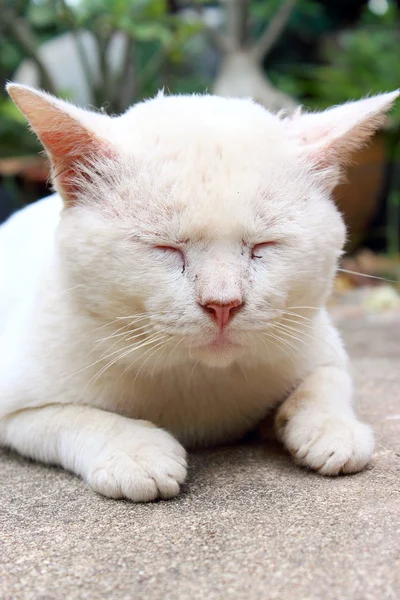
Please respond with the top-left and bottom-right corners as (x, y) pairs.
(7, 83), (114, 206)
(284, 91), (399, 189)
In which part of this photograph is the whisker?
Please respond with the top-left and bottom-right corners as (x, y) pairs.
(277, 318), (346, 365)
(60, 283), (86, 296)
(188, 340), (194, 361)
(256, 330), (299, 367)
(254, 332), (272, 362)
(95, 326), (166, 359)
(337, 268), (399, 284)
(286, 305), (321, 311)
(153, 337), (176, 376)
(237, 363), (249, 384)
(90, 335), (168, 387)
(72, 333), (166, 381)
(259, 332), (297, 367)
(124, 324), (173, 342)
(92, 316), (147, 334)
(131, 340), (170, 393)
(97, 333), (167, 372)
(166, 336), (185, 372)
(273, 323), (308, 344)
(94, 322), (153, 347)
(94, 320), (174, 357)
(280, 310), (315, 323)
(189, 359), (200, 383)
(92, 312), (169, 334)
(84, 321), (156, 364)
(115, 311), (171, 321)
(272, 324), (316, 363)
(265, 327), (311, 365)
(283, 312), (317, 327)
(280, 316), (333, 335)
(118, 337), (170, 383)
(263, 329), (301, 356)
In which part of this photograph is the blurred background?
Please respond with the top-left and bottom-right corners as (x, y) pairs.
(0, 0), (400, 304)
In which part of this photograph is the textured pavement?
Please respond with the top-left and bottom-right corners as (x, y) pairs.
(1, 312), (399, 600)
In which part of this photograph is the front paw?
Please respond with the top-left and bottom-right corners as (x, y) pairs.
(276, 410), (374, 476)
(86, 425), (187, 502)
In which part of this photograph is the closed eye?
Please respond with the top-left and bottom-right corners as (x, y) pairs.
(154, 245), (185, 273)
(154, 245), (182, 254)
(251, 241), (278, 258)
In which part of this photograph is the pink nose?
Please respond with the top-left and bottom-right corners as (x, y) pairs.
(202, 300), (243, 329)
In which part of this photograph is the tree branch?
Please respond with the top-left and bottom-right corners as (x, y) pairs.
(58, 0), (96, 95)
(112, 34), (136, 113)
(137, 48), (166, 93)
(2, 10), (58, 95)
(94, 32), (113, 108)
(203, 23), (232, 54)
(190, 3), (232, 54)
(252, 0), (297, 62)
(224, 0), (251, 50)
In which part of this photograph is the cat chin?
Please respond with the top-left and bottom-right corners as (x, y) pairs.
(191, 346), (243, 369)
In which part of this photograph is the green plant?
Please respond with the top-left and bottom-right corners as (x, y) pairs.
(269, 3), (400, 255)
(0, 0), (208, 157)
(306, 6), (400, 115)
(0, 97), (41, 157)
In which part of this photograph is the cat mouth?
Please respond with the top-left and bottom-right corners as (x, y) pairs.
(198, 334), (240, 353)
(190, 333), (242, 368)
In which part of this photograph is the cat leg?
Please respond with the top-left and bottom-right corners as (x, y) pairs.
(0, 405), (187, 501)
(275, 366), (374, 475)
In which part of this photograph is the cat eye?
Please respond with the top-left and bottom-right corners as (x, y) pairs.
(154, 245), (182, 254)
(251, 241), (278, 259)
(154, 245), (185, 273)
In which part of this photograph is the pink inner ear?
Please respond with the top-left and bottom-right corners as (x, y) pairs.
(285, 92), (400, 173)
(7, 86), (118, 205)
(43, 123), (114, 205)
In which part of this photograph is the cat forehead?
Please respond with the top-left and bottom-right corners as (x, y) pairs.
(125, 94), (280, 130)
(101, 95), (314, 238)
(110, 95), (304, 205)
(113, 94), (291, 156)
(112, 153), (312, 243)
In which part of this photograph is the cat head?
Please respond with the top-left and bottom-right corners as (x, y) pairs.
(7, 84), (398, 368)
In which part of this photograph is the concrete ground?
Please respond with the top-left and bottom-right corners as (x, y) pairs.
(1, 312), (399, 600)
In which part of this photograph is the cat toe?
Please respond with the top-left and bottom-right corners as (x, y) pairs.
(86, 428), (187, 502)
(280, 412), (374, 476)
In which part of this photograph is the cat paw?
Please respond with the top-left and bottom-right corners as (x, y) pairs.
(276, 411), (374, 475)
(86, 426), (187, 502)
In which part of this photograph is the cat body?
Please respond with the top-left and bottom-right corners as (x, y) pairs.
(0, 192), (336, 445)
(0, 84), (397, 501)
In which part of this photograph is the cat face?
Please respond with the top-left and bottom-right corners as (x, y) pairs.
(7, 85), (398, 368)
(57, 135), (343, 367)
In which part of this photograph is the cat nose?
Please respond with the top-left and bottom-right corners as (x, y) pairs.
(202, 300), (243, 329)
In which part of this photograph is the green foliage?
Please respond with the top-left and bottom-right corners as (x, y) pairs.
(0, 98), (41, 157)
(252, 0), (326, 36)
(0, 0), (206, 156)
(268, 4), (400, 124)
(307, 6), (400, 122)
(2, 1), (400, 157)
(27, 0), (60, 28)
(387, 190), (400, 256)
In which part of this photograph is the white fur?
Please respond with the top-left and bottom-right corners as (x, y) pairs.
(0, 85), (397, 501)
(0, 194), (62, 333)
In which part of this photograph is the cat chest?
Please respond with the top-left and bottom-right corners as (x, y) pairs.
(100, 365), (293, 447)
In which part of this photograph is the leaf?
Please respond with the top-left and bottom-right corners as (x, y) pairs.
(27, 1), (58, 28)
(122, 21), (173, 45)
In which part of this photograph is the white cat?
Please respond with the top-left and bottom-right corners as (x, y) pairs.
(0, 84), (397, 502)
